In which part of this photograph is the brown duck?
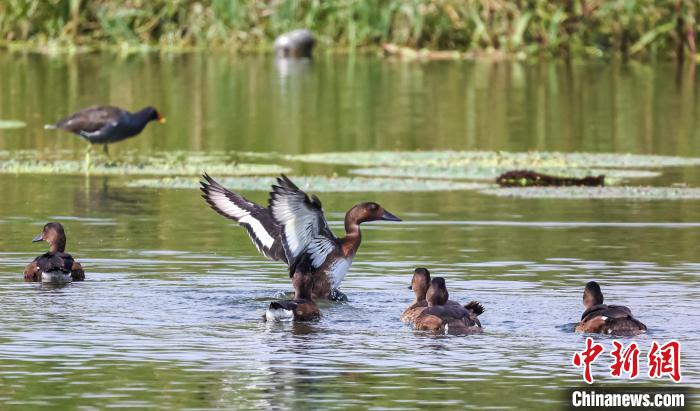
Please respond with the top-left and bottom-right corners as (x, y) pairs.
(575, 281), (647, 335)
(414, 277), (484, 334)
(265, 272), (320, 322)
(24, 222), (84, 283)
(200, 174), (401, 301)
(401, 268), (479, 324)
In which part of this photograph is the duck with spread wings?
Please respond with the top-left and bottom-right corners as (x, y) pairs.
(200, 174), (401, 301)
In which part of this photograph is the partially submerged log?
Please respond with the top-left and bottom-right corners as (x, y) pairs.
(496, 170), (605, 187)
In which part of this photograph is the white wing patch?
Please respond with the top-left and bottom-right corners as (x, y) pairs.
(271, 194), (321, 258)
(209, 190), (274, 249)
(328, 258), (352, 290)
(307, 237), (335, 268)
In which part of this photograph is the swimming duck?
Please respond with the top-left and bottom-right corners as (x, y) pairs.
(401, 268), (474, 323)
(46, 105), (165, 157)
(414, 277), (484, 334)
(575, 281), (647, 335)
(401, 268), (432, 323)
(265, 272), (320, 322)
(200, 173), (401, 301)
(24, 222), (85, 284)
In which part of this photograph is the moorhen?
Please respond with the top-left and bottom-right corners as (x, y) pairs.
(46, 105), (166, 162)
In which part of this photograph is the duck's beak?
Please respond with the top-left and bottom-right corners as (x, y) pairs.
(32, 234), (43, 243)
(381, 210), (401, 222)
(408, 285), (413, 290)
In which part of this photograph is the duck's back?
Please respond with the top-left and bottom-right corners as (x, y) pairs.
(265, 298), (320, 322)
(24, 252), (75, 282)
(36, 252), (74, 273)
(415, 305), (482, 333)
(577, 304), (646, 335)
(401, 300), (427, 323)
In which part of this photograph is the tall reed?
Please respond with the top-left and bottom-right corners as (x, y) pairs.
(0, 0), (697, 59)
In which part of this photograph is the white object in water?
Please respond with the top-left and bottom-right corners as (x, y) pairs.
(265, 306), (294, 322)
(41, 271), (72, 284)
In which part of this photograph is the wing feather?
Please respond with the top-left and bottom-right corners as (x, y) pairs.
(55, 106), (124, 134)
(200, 173), (287, 262)
(268, 175), (337, 275)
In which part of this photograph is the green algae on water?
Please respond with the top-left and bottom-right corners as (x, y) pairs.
(0, 150), (290, 176)
(126, 176), (490, 192)
(287, 151), (700, 168)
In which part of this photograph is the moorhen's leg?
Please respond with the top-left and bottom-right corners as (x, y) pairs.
(84, 144), (92, 171)
(329, 288), (348, 302)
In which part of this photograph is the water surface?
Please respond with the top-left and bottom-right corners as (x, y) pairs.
(0, 54), (699, 409)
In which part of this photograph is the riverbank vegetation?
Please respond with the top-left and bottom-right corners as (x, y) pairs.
(0, 0), (697, 60)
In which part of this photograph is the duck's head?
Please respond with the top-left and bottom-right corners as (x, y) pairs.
(426, 277), (449, 307)
(32, 222), (66, 253)
(144, 106), (166, 124)
(409, 267), (431, 300)
(583, 281), (604, 309)
(346, 202), (401, 227)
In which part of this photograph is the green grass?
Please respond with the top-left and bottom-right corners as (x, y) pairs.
(0, 0), (697, 60)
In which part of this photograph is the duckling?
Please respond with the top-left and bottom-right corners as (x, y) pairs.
(265, 272), (320, 322)
(575, 281), (647, 335)
(24, 222), (85, 284)
(414, 277), (484, 334)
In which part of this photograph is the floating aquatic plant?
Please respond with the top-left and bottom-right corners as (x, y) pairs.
(0, 150), (289, 176)
(0, 120), (26, 129)
(126, 176), (489, 192)
(350, 166), (660, 183)
(288, 151), (700, 169)
(480, 186), (700, 200)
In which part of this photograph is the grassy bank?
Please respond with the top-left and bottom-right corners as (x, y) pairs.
(0, 0), (698, 60)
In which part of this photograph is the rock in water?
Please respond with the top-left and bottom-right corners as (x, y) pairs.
(274, 29), (315, 58)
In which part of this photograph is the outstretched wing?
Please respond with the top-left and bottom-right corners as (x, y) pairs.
(200, 173), (287, 262)
(55, 106), (123, 135)
(268, 175), (337, 276)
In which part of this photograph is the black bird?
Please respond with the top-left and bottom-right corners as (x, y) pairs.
(46, 105), (166, 160)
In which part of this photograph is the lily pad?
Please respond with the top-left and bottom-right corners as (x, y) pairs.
(0, 150), (290, 176)
(0, 120), (27, 129)
(350, 166), (660, 183)
(480, 186), (700, 200)
(286, 151), (700, 168)
(126, 176), (490, 192)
